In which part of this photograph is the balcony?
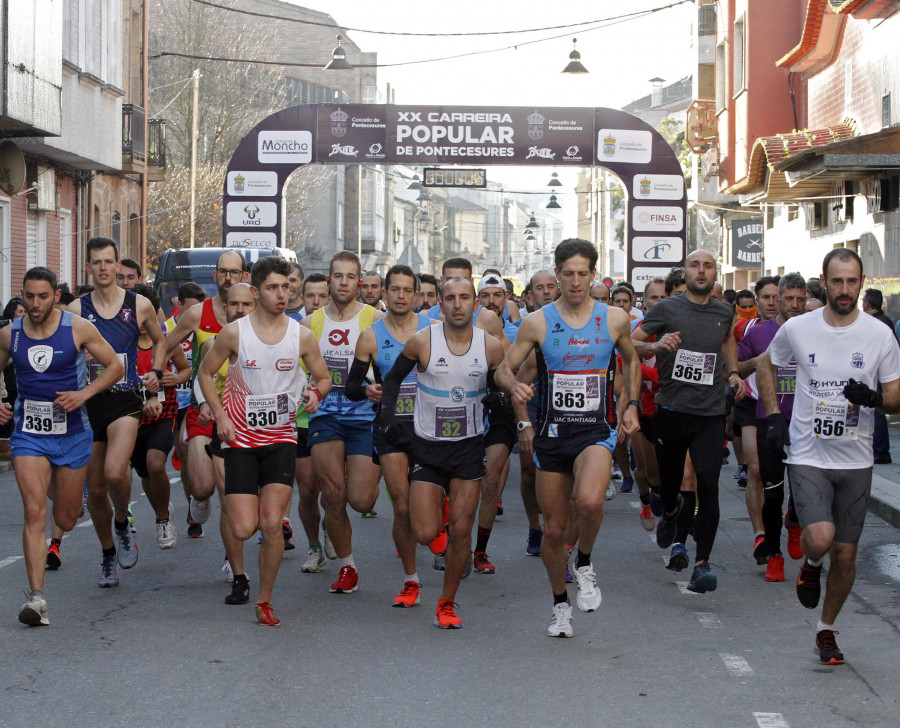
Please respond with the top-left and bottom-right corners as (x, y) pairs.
(148, 118), (167, 182)
(698, 3), (716, 36)
(122, 104), (167, 180)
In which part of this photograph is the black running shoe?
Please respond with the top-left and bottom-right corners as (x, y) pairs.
(187, 520), (204, 539)
(225, 575), (250, 605)
(815, 629), (845, 665)
(655, 494), (683, 549)
(753, 534), (767, 565)
(796, 561), (822, 609)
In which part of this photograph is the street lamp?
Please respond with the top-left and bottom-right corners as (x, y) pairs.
(547, 172), (563, 187)
(323, 35), (352, 70)
(562, 38), (588, 74)
(407, 173), (422, 190)
(546, 195), (562, 209)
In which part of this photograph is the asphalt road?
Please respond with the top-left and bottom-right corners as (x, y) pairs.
(1, 456), (898, 728)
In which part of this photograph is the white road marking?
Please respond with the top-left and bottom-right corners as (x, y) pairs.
(676, 581), (699, 595)
(695, 612), (723, 629)
(753, 713), (789, 728)
(629, 501), (640, 509)
(76, 519), (93, 528)
(170, 477), (181, 484)
(0, 555), (23, 569)
(720, 653), (754, 676)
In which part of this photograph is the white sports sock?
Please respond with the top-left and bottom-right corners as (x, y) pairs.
(807, 556), (824, 567)
(817, 619), (834, 634)
(406, 572), (419, 585)
(338, 554), (355, 569)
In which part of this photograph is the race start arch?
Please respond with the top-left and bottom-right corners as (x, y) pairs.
(222, 104), (686, 286)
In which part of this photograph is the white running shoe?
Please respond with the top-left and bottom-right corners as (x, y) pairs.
(548, 602), (573, 638)
(574, 563), (602, 612)
(168, 500), (174, 521)
(18, 589), (49, 627)
(222, 559), (234, 583)
(322, 529), (337, 560)
(605, 483), (617, 501)
(156, 520), (177, 549)
(190, 496), (212, 524)
(301, 546), (326, 573)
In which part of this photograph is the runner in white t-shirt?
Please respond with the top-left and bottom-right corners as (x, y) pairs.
(758, 248), (900, 666)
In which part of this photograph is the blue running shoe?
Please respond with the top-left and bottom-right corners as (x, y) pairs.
(655, 494), (683, 549)
(666, 543), (689, 572)
(687, 562), (717, 593)
(731, 466), (743, 479)
(526, 528), (543, 556)
(618, 476), (634, 493)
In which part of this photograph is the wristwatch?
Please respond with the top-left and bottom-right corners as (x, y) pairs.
(151, 368), (164, 380)
(517, 421), (532, 431)
(627, 400), (640, 409)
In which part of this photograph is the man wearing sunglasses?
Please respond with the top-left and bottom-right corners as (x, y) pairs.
(165, 251), (249, 541)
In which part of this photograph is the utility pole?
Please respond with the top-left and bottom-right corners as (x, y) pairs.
(189, 68), (200, 248)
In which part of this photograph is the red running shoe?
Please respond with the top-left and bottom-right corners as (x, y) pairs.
(392, 580), (420, 608)
(473, 551), (495, 574)
(255, 601), (280, 626)
(785, 512), (803, 560)
(765, 554), (785, 582)
(434, 598), (461, 629)
(429, 527), (448, 555)
(329, 565), (359, 593)
(171, 449), (181, 471)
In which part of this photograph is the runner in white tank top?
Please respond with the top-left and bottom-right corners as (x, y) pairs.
(378, 278), (505, 629)
(198, 257), (331, 627)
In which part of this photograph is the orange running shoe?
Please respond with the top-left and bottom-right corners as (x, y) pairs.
(765, 554), (785, 582)
(434, 598), (461, 629)
(392, 580), (420, 608)
(429, 526), (448, 555)
(255, 601), (280, 626)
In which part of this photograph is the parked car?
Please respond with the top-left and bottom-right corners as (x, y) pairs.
(152, 246), (298, 317)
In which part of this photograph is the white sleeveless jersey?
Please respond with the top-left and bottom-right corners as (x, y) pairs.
(414, 325), (488, 442)
(223, 316), (301, 448)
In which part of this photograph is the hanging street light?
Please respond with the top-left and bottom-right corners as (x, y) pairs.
(547, 172), (563, 187)
(562, 38), (588, 74)
(546, 195), (562, 209)
(525, 215), (539, 231)
(324, 35), (352, 70)
(407, 173), (422, 190)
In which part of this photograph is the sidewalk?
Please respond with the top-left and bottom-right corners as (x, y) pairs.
(2, 428), (900, 529)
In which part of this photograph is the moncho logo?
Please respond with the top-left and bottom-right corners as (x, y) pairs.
(258, 131), (312, 164)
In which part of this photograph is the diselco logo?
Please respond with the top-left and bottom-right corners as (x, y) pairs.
(275, 358), (295, 372)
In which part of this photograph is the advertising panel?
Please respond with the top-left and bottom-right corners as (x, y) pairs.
(731, 219), (764, 268)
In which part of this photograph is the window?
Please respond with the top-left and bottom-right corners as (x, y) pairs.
(112, 211), (121, 244)
(715, 41), (726, 112)
(733, 16), (746, 95)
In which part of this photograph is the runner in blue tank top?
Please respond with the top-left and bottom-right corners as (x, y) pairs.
(0, 266), (125, 626)
(346, 265), (432, 608)
(67, 237), (168, 588)
(497, 239), (640, 639)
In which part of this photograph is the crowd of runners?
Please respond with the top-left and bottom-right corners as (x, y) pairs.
(1, 235), (896, 667)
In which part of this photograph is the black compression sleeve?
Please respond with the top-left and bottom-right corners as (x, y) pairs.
(487, 368), (498, 392)
(345, 358), (372, 402)
(380, 353), (417, 419)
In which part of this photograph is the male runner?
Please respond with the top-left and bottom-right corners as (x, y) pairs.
(68, 238), (167, 587)
(346, 265), (431, 606)
(193, 283), (256, 604)
(379, 277), (505, 628)
(199, 257), (330, 626)
(116, 258), (143, 290)
(736, 276), (780, 560)
(417, 274), (439, 313)
(759, 248), (900, 665)
(302, 252), (383, 594)
(295, 272), (333, 570)
(425, 259), (510, 573)
(165, 250), (249, 535)
(360, 272), (386, 311)
(590, 283), (610, 304)
(0, 267), (124, 624)
(739, 273), (806, 581)
(130, 283), (191, 549)
(285, 262), (306, 319)
(497, 239), (640, 638)
(516, 270), (559, 555)
(633, 250), (745, 594)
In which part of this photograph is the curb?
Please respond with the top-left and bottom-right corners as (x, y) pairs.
(869, 496), (900, 530)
